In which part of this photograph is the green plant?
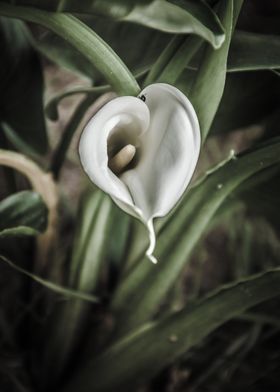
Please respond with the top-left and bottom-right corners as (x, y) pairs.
(0, 1), (280, 391)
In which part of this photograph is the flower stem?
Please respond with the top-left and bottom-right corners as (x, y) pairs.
(0, 3), (140, 96)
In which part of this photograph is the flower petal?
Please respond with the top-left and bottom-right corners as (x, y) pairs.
(121, 84), (200, 261)
(79, 96), (150, 219)
(122, 83), (200, 220)
(79, 84), (200, 264)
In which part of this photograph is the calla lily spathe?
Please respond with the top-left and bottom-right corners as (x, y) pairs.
(79, 83), (201, 263)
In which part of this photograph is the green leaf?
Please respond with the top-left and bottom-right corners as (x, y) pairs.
(0, 0), (225, 48)
(119, 0), (224, 49)
(69, 189), (113, 291)
(209, 71), (280, 134)
(0, 254), (99, 303)
(63, 268), (280, 392)
(228, 30), (280, 72)
(164, 0), (224, 47)
(1, 123), (41, 158)
(0, 190), (47, 236)
(32, 17), (170, 81)
(28, 26), (95, 80)
(30, 0), (224, 83)
(183, 30), (280, 74)
(177, 69), (280, 136)
(0, 16), (48, 154)
(111, 138), (280, 337)
(189, 0), (243, 141)
(237, 164), (280, 230)
(0, 4), (140, 96)
(70, 188), (131, 287)
(41, 189), (114, 389)
(144, 34), (202, 86)
(0, 226), (39, 238)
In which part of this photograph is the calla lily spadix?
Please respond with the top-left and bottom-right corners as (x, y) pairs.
(79, 83), (201, 264)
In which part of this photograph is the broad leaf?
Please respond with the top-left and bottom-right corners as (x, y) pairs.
(41, 189), (116, 389)
(185, 30), (280, 73)
(31, 17), (170, 82)
(111, 138), (280, 336)
(177, 69), (280, 136)
(160, 23), (280, 89)
(228, 30), (280, 72)
(0, 17), (48, 154)
(0, 190), (47, 236)
(0, 0), (225, 48)
(189, 0), (243, 141)
(69, 189), (113, 291)
(63, 268), (280, 392)
(144, 34), (202, 86)
(28, 26), (96, 80)
(0, 5), (140, 96)
(119, 0), (224, 48)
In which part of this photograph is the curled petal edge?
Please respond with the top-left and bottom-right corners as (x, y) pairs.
(79, 83), (201, 264)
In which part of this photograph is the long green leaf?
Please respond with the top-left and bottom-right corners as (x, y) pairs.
(0, 191), (47, 235)
(0, 16), (47, 154)
(0, 255), (99, 303)
(0, 3), (139, 96)
(121, 0), (224, 48)
(70, 190), (113, 291)
(63, 268), (280, 392)
(111, 139), (280, 337)
(190, 0), (243, 141)
(30, 16), (168, 81)
(228, 30), (280, 72)
(144, 34), (202, 86)
(0, 0), (225, 48)
(157, 26), (275, 86)
(184, 30), (280, 74)
(41, 189), (114, 388)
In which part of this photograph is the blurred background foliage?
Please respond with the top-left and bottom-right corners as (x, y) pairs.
(0, 0), (280, 391)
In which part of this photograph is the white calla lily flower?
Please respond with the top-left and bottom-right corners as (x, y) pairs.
(79, 83), (200, 264)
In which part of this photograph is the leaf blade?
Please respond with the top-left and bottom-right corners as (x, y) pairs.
(111, 138), (280, 336)
(189, 0), (243, 141)
(228, 30), (280, 72)
(0, 255), (99, 303)
(0, 16), (47, 154)
(0, 0), (225, 48)
(0, 190), (47, 235)
(63, 267), (280, 392)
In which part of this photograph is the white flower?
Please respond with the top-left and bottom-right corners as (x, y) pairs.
(79, 83), (200, 263)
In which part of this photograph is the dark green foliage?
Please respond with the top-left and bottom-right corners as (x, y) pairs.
(0, 17), (48, 154)
(0, 1), (279, 391)
(0, 190), (47, 236)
